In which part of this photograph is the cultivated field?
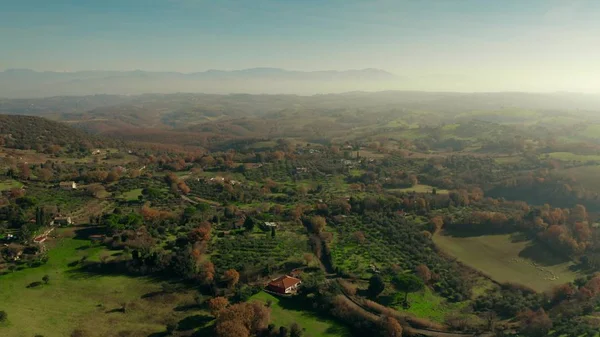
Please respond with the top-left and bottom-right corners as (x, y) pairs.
(0, 179), (23, 191)
(388, 184), (449, 195)
(433, 232), (583, 292)
(249, 291), (351, 337)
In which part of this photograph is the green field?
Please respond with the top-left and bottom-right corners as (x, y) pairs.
(391, 287), (467, 323)
(388, 184), (449, 195)
(558, 165), (600, 191)
(119, 188), (143, 201)
(543, 152), (600, 162)
(0, 229), (209, 337)
(249, 291), (351, 337)
(0, 179), (23, 191)
(434, 233), (582, 292)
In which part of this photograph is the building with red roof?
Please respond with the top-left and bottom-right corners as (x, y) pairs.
(267, 275), (302, 295)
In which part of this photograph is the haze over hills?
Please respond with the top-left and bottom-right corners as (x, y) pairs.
(0, 68), (399, 98)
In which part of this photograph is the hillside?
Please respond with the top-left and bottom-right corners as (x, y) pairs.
(0, 114), (111, 153)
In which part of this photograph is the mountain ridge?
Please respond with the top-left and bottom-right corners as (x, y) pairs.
(0, 68), (399, 98)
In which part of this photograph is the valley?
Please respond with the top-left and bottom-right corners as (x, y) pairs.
(2, 92), (600, 337)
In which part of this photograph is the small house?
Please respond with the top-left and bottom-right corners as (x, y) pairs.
(59, 181), (77, 190)
(51, 216), (72, 227)
(262, 222), (278, 230)
(267, 275), (302, 295)
(209, 176), (225, 184)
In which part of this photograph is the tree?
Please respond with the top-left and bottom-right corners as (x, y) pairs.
(368, 274), (385, 297)
(0, 310), (7, 322)
(243, 216), (255, 231)
(279, 326), (289, 337)
(42, 275), (50, 284)
(208, 297), (229, 316)
(517, 309), (552, 337)
(393, 273), (425, 306)
(430, 216), (444, 233)
(309, 216), (326, 234)
(215, 302), (270, 337)
(379, 315), (403, 337)
(38, 168), (53, 182)
(215, 320), (249, 337)
(415, 264), (431, 284)
(18, 162), (31, 180)
(223, 269), (240, 289)
(198, 261), (215, 284)
(165, 323), (177, 335)
(290, 322), (303, 337)
(188, 222), (211, 242)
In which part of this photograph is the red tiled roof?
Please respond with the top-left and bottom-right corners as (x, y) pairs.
(268, 275), (301, 289)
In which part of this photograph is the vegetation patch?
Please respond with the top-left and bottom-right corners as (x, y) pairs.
(434, 232), (583, 292)
(387, 184), (448, 195)
(0, 230), (209, 337)
(249, 291), (351, 337)
(0, 179), (23, 191)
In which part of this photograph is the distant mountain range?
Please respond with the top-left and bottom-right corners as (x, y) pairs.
(0, 68), (399, 98)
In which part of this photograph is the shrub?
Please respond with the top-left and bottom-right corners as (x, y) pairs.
(27, 281), (43, 288)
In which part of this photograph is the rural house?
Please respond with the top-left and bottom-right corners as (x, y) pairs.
(262, 222), (278, 231)
(59, 181), (77, 190)
(267, 275), (302, 295)
(51, 216), (72, 227)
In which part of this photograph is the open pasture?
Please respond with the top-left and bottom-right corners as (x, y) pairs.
(0, 228), (210, 337)
(434, 232), (583, 292)
(250, 291), (351, 337)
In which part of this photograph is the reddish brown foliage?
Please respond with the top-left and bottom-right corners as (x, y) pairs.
(222, 269), (240, 289)
(517, 309), (552, 337)
(215, 302), (270, 337)
(208, 297), (229, 316)
(415, 264), (432, 284)
(379, 316), (403, 337)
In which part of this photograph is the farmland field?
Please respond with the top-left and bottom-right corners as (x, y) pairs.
(542, 152), (600, 162)
(433, 232), (583, 292)
(119, 188), (143, 201)
(0, 179), (23, 191)
(0, 228), (210, 337)
(249, 291), (351, 337)
(387, 184), (448, 195)
(557, 165), (600, 191)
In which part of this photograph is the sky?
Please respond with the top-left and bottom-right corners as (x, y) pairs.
(1, 0), (600, 92)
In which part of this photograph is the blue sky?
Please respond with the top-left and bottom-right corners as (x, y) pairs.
(1, 0), (599, 91)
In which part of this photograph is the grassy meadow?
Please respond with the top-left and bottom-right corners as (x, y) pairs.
(119, 188), (143, 201)
(0, 228), (210, 337)
(0, 179), (23, 191)
(249, 291), (351, 337)
(434, 232), (583, 292)
(387, 184), (449, 195)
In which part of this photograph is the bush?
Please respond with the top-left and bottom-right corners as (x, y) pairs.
(27, 281), (43, 288)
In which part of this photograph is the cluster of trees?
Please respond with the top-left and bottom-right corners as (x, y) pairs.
(0, 115), (110, 155)
(211, 300), (270, 337)
(473, 274), (600, 336)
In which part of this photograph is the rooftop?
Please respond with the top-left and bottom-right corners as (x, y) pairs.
(268, 275), (301, 289)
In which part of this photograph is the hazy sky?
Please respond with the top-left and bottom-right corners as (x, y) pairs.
(2, 0), (600, 92)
